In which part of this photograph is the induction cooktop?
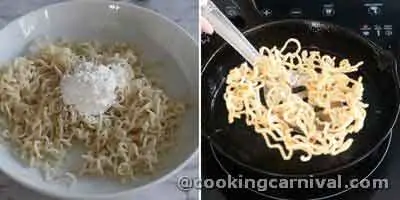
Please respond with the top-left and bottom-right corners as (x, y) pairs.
(201, 1), (400, 199)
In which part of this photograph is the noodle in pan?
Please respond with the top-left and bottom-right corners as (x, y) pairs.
(224, 38), (367, 162)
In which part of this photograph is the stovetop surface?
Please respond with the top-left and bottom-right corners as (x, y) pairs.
(202, 125), (398, 200)
(202, 0), (400, 62)
(201, 1), (400, 199)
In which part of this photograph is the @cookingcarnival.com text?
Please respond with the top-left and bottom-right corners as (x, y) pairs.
(176, 175), (389, 191)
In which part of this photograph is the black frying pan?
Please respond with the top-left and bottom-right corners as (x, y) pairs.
(202, 20), (400, 177)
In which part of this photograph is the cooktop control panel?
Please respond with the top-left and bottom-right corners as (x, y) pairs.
(201, 0), (400, 64)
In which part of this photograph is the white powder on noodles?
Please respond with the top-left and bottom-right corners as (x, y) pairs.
(61, 61), (131, 116)
(61, 62), (117, 115)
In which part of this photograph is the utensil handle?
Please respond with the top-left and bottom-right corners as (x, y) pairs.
(202, 1), (259, 65)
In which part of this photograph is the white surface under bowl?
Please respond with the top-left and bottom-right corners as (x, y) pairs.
(0, 0), (198, 199)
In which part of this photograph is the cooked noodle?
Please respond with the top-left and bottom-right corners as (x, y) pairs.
(224, 38), (367, 162)
(0, 41), (185, 182)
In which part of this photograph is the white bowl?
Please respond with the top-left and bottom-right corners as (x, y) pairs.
(0, 0), (198, 199)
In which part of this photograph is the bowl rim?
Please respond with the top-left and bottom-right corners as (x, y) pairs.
(0, 0), (198, 199)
